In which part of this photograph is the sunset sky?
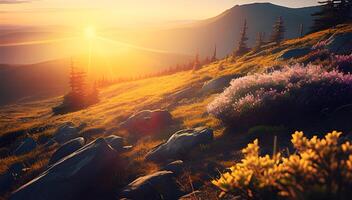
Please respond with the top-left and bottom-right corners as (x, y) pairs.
(1, 0), (318, 27)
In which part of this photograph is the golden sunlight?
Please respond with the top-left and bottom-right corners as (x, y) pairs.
(84, 26), (96, 40)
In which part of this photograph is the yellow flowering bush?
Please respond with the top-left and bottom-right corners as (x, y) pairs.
(212, 131), (352, 200)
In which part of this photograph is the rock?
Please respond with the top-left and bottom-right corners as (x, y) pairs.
(48, 137), (85, 165)
(280, 47), (311, 60)
(0, 171), (14, 195)
(326, 32), (352, 54)
(163, 160), (184, 175)
(120, 171), (182, 200)
(146, 127), (213, 162)
(167, 87), (196, 101)
(13, 137), (37, 156)
(105, 135), (124, 151)
(80, 128), (106, 138)
(120, 110), (173, 135)
(11, 138), (123, 200)
(201, 74), (241, 94)
(178, 191), (201, 200)
(53, 122), (79, 144)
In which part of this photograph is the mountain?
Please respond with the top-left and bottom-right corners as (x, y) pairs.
(111, 3), (320, 58)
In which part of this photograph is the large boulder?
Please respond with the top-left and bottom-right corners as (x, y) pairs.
(162, 160), (184, 175)
(105, 135), (124, 151)
(48, 137), (85, 165)
(326, 32), (352, 54)
(11, 138), (123, 200)
(53, 122), (80, 144)
(280, 47), (311, 60)
(120, 110), (173, 135)
(201, 74), (241, 94)
(120, 171), (182, 200)
(146, 127), (213, 162)
(13, 137), (37, 156)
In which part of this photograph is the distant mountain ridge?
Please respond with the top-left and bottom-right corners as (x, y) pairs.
(112, 3), (320, 57)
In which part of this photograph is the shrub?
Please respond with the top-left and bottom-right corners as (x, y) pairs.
(212, 131), (352, 200)
(332, 54), (352, 73)
(207, 64), (352, 128)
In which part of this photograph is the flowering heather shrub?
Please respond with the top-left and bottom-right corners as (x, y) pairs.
(207, 65), (352, 127)
(212, 131), (352, 200)
(332, 54), (352, 73)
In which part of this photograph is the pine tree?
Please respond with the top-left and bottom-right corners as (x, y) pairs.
(69, 60), (86, 98)
(299, 24), (304, 38)
(254, 32), (265, 51)
(211, 45), (217, 62)
(234, 19), (249, 57)
(311, 0), (351, 33)
(193, 53), (201, 70)
(270, 16), (285, 45)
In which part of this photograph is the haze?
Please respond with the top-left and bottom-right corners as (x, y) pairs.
(1, 0), (318, 27)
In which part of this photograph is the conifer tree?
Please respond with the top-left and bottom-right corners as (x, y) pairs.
(299, 24), (304, 38)
(193, 53), (201, 70)
(234, 19), (249, 57)
(211, 45), (217, 62)
(311, 0), (351, 33)
(254, 32), (265, 51)
(270, 16), (285, 45)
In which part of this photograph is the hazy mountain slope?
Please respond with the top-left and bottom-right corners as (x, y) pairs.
(0, 49), (191, 106)
(112, 3), (319, 57)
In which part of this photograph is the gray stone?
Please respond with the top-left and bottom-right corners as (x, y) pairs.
(280, 47), (311, 60)
(146, 127), (213, 162)
(120, 171), (182, 200)
(53, 122), (79, 144)
(120, 110), (173, 135)
(48, 137), (85, 165)
(104, 135), (124, 151)
(163, 160), (184, 175)
(201, 74), (241, 94)
(11, 138), (123, 200)
(326, 32), (352, 54)
(13, 137), (37, 156)
(178, 191), (201, 200)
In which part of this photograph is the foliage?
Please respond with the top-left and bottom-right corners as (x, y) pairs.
(332, 54), (352, 73)
(270, 17), (285, 45)
(212, 131), (352, 200)
(234, 19), (250, 57)
(207, 64), (352, 127)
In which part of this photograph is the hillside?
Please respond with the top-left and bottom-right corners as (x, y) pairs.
(111, 3), (319, 57)
(0, 24), (352, 199)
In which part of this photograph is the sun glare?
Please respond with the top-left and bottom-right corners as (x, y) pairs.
(84, 26), (96, 40)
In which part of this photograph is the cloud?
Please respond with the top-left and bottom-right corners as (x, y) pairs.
(0, 0), (33, 4)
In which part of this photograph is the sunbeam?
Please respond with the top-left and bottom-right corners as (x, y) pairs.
(0, 37), (77, 47)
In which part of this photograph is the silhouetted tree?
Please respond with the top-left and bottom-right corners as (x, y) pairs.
(193, 53), (201, 70)
(299, 24), (304, 38)
(254, 32), (265, 51)
(270, 16), (285, 45)
(311, 0), (351, 32)
(234, 19), (249, 57)
(211, 45), (217, 62)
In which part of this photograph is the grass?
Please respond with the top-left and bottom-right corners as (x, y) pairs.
(1, 24), (351, 199)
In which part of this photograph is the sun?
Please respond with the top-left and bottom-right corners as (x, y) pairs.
(84, 26), (96, 40)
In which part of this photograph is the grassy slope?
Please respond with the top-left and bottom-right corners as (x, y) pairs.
(0, 24), (351, 197)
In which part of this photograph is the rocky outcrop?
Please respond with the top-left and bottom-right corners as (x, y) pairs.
(105, 135), (124, 151)
(326, 32), (352, 54)
(11, 138), (123, 200)
(120, 171), (182, 200)
(120, 110), (173, 135)
(201, 74), (241, 94)
(280, 47), (311, 60)
(53, 122), (80, 144)
(48, 137), (85, 165)
(146, 127), (213, 162)
(13, 137), (37, 156)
